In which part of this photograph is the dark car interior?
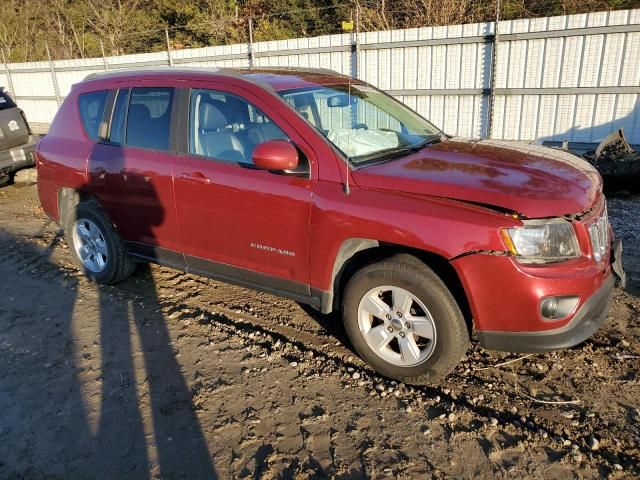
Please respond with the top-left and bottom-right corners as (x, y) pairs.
(126, 88), (173, 152)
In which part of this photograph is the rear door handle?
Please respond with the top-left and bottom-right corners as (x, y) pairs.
(180, 172), (211, 184)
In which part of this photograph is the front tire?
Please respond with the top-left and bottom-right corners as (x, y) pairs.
(64, 201), (135, 284)
(342, 254), (469, 385)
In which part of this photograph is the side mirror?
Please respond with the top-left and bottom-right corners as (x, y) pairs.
(252, 140), (299, 171)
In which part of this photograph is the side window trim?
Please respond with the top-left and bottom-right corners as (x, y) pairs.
(175, 88), (190, 155)
(97, 89), (117, 141)
(167, 88), (181, 153)
(120, 88), (132, 144)
(104, 87), (130, 145)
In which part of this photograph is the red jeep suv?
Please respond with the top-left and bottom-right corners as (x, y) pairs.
(36, 67), (624, 384)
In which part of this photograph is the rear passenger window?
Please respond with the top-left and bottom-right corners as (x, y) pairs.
(189, 88), (289, 164)
(78, 90), (108, 141)
(126, 87), (174, 151)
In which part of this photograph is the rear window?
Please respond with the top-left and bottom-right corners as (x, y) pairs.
(125, 87), (174, 151)
(78, 90), (108, 141)
(0, 90), (17, 110)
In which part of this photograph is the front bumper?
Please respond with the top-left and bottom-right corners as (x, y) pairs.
(0, 135), (38, 174)
(476, 272), (614, 352)
(454, 238), (624, 353)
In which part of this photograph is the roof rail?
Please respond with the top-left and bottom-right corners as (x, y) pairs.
(241, 66), (347, 77)
(83, 66), (224, 81)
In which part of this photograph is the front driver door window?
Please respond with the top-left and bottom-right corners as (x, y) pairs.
(188, 88), (290, 164)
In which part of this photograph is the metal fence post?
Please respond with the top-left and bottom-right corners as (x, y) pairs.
(165, 29), (173, 66)
(487, 0), (501, 139)
(46, 44), (61, 106)
(1, 49), (16, 95)
(100, 40), (109, 71)
(248, 17), (255, 68)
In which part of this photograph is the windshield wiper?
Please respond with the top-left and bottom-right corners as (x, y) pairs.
(351, 134), (442, 166)
(407, 134), (443, 151)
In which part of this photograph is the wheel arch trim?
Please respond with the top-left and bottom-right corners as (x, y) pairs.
(317, 238), (473, 332)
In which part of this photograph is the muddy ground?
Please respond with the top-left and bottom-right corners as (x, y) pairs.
(0, 180), (638, 480)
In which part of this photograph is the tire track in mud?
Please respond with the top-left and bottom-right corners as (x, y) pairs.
(153, 291), (639, 476)
(146, 266), (640, 475)
(1, 225), (639, 475)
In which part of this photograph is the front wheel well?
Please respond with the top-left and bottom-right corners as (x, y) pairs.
(331, 243), (473, 336)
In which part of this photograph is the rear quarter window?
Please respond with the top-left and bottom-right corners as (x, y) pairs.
(78, 90), (108, 141)
(0, 90), (17, 110)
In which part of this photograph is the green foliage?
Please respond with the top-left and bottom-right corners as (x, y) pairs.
(0, 0), (637, 62)
(253, 18), (294, 41)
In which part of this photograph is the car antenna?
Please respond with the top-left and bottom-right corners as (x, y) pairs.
(344, 75), (352, 195)
(342, 15), (355, 195)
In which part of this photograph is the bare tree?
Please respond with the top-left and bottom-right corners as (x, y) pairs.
(1, 0), (636, 62)
(48, 0), (93, 59)
(0, 0), (47, 62)
(184, 0), (243, 45)
(85, 0), (156, 56)
(354, 0), (490, 31)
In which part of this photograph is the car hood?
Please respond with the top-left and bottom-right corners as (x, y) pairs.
(351, 138), (602, 218)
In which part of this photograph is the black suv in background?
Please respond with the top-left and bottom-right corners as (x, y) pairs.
(0, 88), (38, 182)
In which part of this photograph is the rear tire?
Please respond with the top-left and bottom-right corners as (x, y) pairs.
(342, 254), (469, 385)
(64, 201), (135, 284)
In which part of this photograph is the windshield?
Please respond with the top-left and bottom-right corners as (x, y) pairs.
(278, 84), (441, 166)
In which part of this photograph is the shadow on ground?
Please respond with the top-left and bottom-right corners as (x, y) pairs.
(0, 230), (216, 479)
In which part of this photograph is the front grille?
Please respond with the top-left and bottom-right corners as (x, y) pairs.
(588, 206), (609, 262)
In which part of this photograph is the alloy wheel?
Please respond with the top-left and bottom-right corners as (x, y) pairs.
(72, 218), (109, 273)
(357, 285), (437, 367)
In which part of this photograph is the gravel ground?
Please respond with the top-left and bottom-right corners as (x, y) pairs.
(0, 181), (638, 479)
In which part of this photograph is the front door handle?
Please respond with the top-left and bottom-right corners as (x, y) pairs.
(180, 172), (211, 184)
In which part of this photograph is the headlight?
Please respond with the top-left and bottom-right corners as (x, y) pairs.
(500, 219), (580, 264)
(588, 207), (609, 262)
